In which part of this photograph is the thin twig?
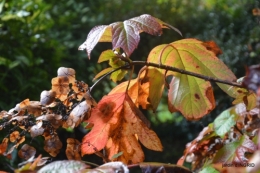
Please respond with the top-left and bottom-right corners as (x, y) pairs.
(89, 65), (130, 93)
(89, 60), (245, 92)
(125, 65), (134, 92)
(132, 61), (244, 88)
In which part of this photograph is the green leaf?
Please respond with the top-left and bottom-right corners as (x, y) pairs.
(38, 160), (88, 173)
(98, 50), (116, 63)
(168, 75), (215, 120)
(146, 68), (165, 111)
(111, 151), (123, 160)
(200, 165), (219, 173)
(213, 108), (236, 137)
(148, 38), (237, 120)
(110, 69), (128, 82)
(109, 57), (126, 68)
(213, 135), (257, 163)
(93, 67), (114, 81)
(148, 39), (237, 94)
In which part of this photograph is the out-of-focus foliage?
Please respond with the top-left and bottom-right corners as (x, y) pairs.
(0, 0), (62, 109)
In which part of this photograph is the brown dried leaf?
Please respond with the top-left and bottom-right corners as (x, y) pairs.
(18, 144), (36, 160)
(40, 90), (56, 105)
(44, 135), (63, 157)
(10, 131), (20, 143)
(66, 138), (81, 160)
(19, 99), (42, 116)
(30, 122), (44, 138)
(51, 76), (70, 101)
(57, 67), (76, 83)
(64, 101), (90, 128)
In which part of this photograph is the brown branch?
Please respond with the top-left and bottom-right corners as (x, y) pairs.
(90, 60), (245, 93)
(131, 61), (244, 88)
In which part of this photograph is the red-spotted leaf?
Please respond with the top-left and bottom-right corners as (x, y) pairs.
(147, 38), (237, 120)
(168, 75), (215, 120)
(213, 135), (257, 164)
(81, 92), (162, 164)
(148, 39), (237, 96)
(79, 14), (180, 58)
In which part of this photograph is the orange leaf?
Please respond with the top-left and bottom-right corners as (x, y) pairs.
(0, 138), (8, 155)
(51, 76), (70, 101)
(19, 99), (42, 116)
(81, 93), (162, 164)
(66, 138), (81, 160)
(10, 131), (20, 143)
(109, 68), (154, 110)
(44, 135), (63, 157)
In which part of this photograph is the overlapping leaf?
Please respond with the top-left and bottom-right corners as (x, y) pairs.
(81, 92), (162, 164)
(79, 14), (180, 58)
(213, 135), (257, 164)
(147, 38), (237, 120)
(109, 67), (164, 111)
(213, 108), (238, 138)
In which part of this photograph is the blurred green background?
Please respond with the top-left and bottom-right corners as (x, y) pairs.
(0, 0), (260, 171)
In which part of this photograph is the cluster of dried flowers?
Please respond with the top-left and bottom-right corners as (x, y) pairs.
(0, 67), (96, 162)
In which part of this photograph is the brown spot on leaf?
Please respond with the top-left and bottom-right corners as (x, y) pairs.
(206, 86), (216, 110)
(195, 94), (200, 100)
(202, 41), (222, 56)
(98, 102), (116, 121)
(196, 65), (199, 68)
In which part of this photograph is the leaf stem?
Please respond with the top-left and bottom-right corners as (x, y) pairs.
(89, 65), (130, 93)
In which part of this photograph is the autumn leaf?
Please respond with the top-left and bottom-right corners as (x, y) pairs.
(44, 135), (62, 157)
(40, 90), (56, 105)
(19, 99), (42, 116)
(168, 75), (215, 120)
(147, 39), (237, 120)
(66, 138), (81, 160)
(109, 67), (164, 111)
(51, 76), (70, 101)
(79, 14), (180, 58)
(18, 144), (36, 160)
(109, 74), (150, 109)
(0, 138), (8, 155)
(213, 135), (257, 164)
(81, 92), (162, 164)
